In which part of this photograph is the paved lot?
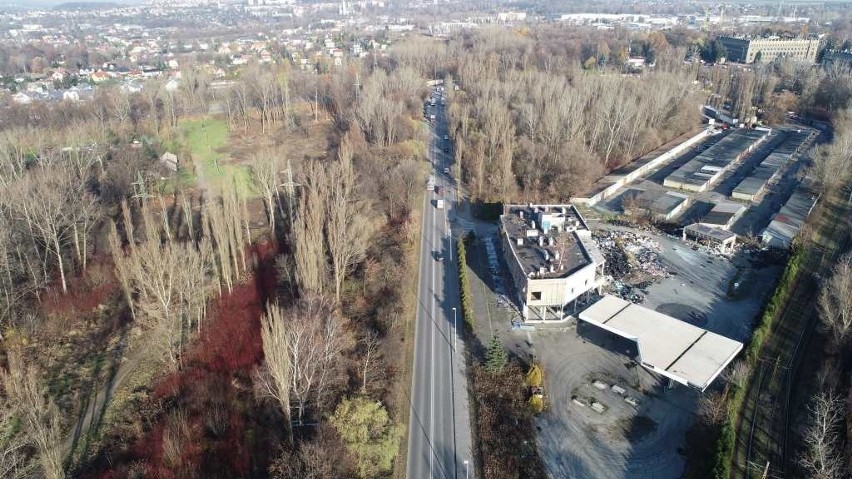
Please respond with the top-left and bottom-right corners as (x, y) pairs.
(464, 219), (785, 479)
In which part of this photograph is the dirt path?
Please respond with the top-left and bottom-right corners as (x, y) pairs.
(62, 333), (148, 465)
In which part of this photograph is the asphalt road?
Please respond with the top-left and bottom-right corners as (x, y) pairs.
(406, 92), (473, 479)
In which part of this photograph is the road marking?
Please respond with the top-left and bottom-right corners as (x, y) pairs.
(430, 178), (437, 479)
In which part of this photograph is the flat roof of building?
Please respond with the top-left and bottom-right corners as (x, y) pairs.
(733, 129), (811, 197)
(625, 189), (689, 216)
(579, 295), (743, 391)
(761, 184), (818, 248)
(684, 223), (738, 243)
(665, 129), (766, 188)
(502, 204), (601, 279)
(700, 201), (746, 227)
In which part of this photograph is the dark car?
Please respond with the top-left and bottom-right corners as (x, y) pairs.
(435, 251), (444, 262)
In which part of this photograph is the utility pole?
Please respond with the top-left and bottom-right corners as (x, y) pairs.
(279, 159), (301, 228)
(131, 171), (152, 206)
(453, 307), (457, 352)
(354, 72), (360, 103)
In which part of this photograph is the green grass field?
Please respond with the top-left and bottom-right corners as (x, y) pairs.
(179, 117), (254, 198)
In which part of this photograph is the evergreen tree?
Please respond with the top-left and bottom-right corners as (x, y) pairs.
(485, 335), (507, 373)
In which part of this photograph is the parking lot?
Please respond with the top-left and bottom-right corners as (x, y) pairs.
(463, 218), (785, 478)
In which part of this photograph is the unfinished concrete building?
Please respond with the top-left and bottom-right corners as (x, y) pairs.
(501, 204), (606, 322)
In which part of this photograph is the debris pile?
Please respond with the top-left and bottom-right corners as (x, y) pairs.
(593, 230), (670, 281)
(593, 229), (671, 303)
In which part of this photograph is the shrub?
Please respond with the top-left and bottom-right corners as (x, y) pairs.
(457, 238), (475, 332)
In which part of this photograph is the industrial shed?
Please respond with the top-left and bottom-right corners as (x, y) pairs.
(699, 201), (746, 230)
(663, 129), (767, 192)
(579, 295), (743, 391)
(621, 189), (690, 222)
(761, 185), (819, 248)
(682, 223), (738, 252)
(731, 129), (812, 201)
(572, 128), (710, 206)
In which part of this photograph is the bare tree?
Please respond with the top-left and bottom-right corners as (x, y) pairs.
(818, 253), (852, 348)
(800, 392), (844, 479)
(326, 138), (373, 302)
(359, 330), (381, 393)
(250, 147), (283, 236)
(721, 360), (751, 390)
(1, 352), (64, 479)
(5, 165), (78, 293)
(111, 212), (213, 367)
(697, 390), (727, 426)
(257, 301), (293, 444)
(293, 162), (328, 295)
(279, 296), (350, 422)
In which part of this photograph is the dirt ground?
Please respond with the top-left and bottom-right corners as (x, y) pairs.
(463, 217), (785, 479)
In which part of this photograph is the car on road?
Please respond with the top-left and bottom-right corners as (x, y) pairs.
(444, 147), (449, 153)
(443, 167), (450, 174)
(435, 251), (444, 262)
(444, 135), (449, 140)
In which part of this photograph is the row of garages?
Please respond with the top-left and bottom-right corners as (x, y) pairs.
(663, 129), (769, 193)
(731, 129), (814, 201)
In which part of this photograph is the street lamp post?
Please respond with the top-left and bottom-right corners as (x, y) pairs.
(452, 307), (457, 352)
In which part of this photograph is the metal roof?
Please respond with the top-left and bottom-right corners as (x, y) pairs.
(579, 295), (743, 391)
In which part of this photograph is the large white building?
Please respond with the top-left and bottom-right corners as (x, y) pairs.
(500, 204), (605, 322)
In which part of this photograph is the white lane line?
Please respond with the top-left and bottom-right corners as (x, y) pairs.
(430, 164), (437, 479)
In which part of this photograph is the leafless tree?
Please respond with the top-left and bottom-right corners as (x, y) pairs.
(818, 253), (852, 348)
(1, 351), (64, 479)
(721, 360), (751, 390)
(257, 301), (293, 443)
(110, 211), (213, 367)
(800, 392), (844, 479)
(359, 330), (381, 393)
(4, 164), (79, 293)
(250, 147), (283, 237)
(697, 390), (727, 426)
(276, 296), (351, 421)
(293, 162), (328, 295)
(326, 138), (374, 302)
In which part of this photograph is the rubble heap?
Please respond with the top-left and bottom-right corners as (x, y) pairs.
(593, 230), (671, 303)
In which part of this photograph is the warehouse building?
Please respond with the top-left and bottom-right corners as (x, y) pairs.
(500, 204), (606, 322)
(579, 295), (743, 391)
(664, 129), (767, 192)
(718, 35), (821, 63)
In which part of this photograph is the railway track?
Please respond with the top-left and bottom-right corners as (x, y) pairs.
(738, 196), (851, 479)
